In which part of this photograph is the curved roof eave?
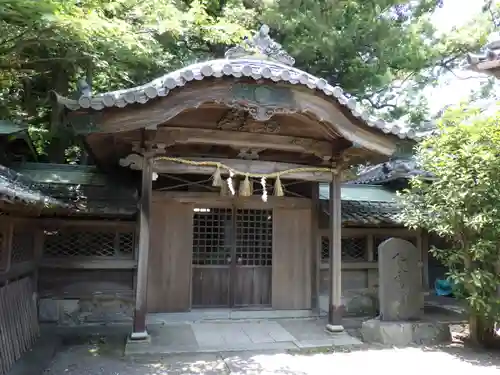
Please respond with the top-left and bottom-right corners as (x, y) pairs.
(56, 25), (424, 142)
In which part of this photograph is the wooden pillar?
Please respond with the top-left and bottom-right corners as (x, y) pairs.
(327, 170), (344, 332)
(131, 155), (153, 340)
(310, 182), (320, 310)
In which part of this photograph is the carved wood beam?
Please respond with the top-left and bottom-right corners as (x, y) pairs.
(79, 81), (399, 157)
(121, 127), (340, 160)
(119, 154), (333, 182)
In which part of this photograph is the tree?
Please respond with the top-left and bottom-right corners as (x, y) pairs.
(0, 0), (495, 161)
(399, 104), (500, 346)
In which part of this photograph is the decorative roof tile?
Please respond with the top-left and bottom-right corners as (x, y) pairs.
(56, 25), (422, 141)
(467, 32), (500, 74)
(347, 158), (433, 185)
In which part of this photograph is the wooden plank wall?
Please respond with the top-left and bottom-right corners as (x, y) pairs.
(147, 199), (193, 312)
(272, 208), (311, 309)
(0, 277), (39, 375)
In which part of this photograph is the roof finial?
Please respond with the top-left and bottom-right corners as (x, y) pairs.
(225, 24), (295, 66)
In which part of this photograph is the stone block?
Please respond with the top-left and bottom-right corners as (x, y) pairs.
(361, 318), (451, 346)
(343, 289), (378, 316)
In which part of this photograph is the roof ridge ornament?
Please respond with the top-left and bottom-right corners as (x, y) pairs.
(225, 24), (295, 66)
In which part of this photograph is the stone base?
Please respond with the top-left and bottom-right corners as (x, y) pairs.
(360, 318), (451, 346)
(325, 324), (344, 333)
(125, 334), (152, 355)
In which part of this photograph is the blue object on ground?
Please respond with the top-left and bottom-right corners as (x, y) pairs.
(435, 278), (453, 296)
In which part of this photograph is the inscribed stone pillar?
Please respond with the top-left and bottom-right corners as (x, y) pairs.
(378, 238), (423, 321)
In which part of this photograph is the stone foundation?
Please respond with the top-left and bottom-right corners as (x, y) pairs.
(360, 318), (451, 346)
(319, 289), (379, 317)
(39, 295), (133, 325)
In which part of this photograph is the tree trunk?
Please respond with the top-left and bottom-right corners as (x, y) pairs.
(469, 314), (497, 347)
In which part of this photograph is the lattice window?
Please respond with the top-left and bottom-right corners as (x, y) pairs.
(192, 208), (232, 265)
(11, 227), (35, 263)
(373, 236), (417, 261)
(43, 228), (135, 258)
(236, 209), (272, 266)
(321, 236), (329, 263)
(321, 236), (368, 262)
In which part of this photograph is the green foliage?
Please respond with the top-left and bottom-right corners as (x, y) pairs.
(0, 0), (494, 160)
(399, 105), (500, 323)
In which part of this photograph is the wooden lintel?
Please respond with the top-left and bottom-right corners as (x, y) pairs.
(120, 154), (333, 182)
(152, 191), (312, 209)
(122, 127), (338, 160)
(40, 258), (137, 270)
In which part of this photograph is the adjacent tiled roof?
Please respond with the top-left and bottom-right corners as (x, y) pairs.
(10, 163), (138, 216)
(55, 25), (422, 141)
(320, 183), (401, 225)
(347, 158), (433, 185)
(341, 200), (400, 225)
(319, 199), (400, 225)
(467, 32), (500, 73)
(0, 165), (69, 208)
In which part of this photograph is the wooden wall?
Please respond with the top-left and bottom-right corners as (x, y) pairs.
(147, 198), (193, 312)
(272, 208), (311, 309)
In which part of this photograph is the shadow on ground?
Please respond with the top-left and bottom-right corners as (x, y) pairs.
(39, 324), (500, 375)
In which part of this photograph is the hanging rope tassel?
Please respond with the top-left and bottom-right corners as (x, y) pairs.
(239, 174), (252, 197)
(227, 171), (236, 195)
(274, 175), (284, 196)
(261, 177), (268, 202)
(211, 164), (222, 187)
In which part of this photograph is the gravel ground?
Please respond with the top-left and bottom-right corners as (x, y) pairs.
(42, 325), (500, 375)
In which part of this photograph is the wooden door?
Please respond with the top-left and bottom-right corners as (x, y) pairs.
(272, 208), (312, 309)
(191, 206), (273, 308)
(232, 208), (272, 307)
(191, 207), (232, 307)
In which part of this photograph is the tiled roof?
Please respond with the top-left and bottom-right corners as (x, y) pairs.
(341, 200), (400, 225)
(347, 158), (433, 185)
(10, 163), (138, 216)
(55, 25), (423, 141)
(0, 165), (69, 208)
(319, 199), (400, 225)
(320, 184), (401, 225)
(467, 32), (500, 73)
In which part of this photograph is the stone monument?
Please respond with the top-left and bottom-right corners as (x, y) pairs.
(361, 238), (450, 346)
(379, 237), (423, 321)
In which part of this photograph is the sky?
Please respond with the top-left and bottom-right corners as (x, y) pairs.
(426, 0), (495, 113)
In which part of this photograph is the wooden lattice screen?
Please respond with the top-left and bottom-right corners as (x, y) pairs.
(321, 235), (368, 263)
(42, 223), (135, 259)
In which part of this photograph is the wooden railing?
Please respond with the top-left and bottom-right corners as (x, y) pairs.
(0, 277), (39, 375)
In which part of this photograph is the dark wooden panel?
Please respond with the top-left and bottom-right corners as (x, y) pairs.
(233, 267), (271, 307)
(272, 208), (311, 309)
(147, 199), (193, 312)
(38, 269), (133, 297)
(192, 267), (230, 307)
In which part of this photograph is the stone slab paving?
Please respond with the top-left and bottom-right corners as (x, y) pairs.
(126, 319), (362, 355)
(44, 344), (500, 375)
